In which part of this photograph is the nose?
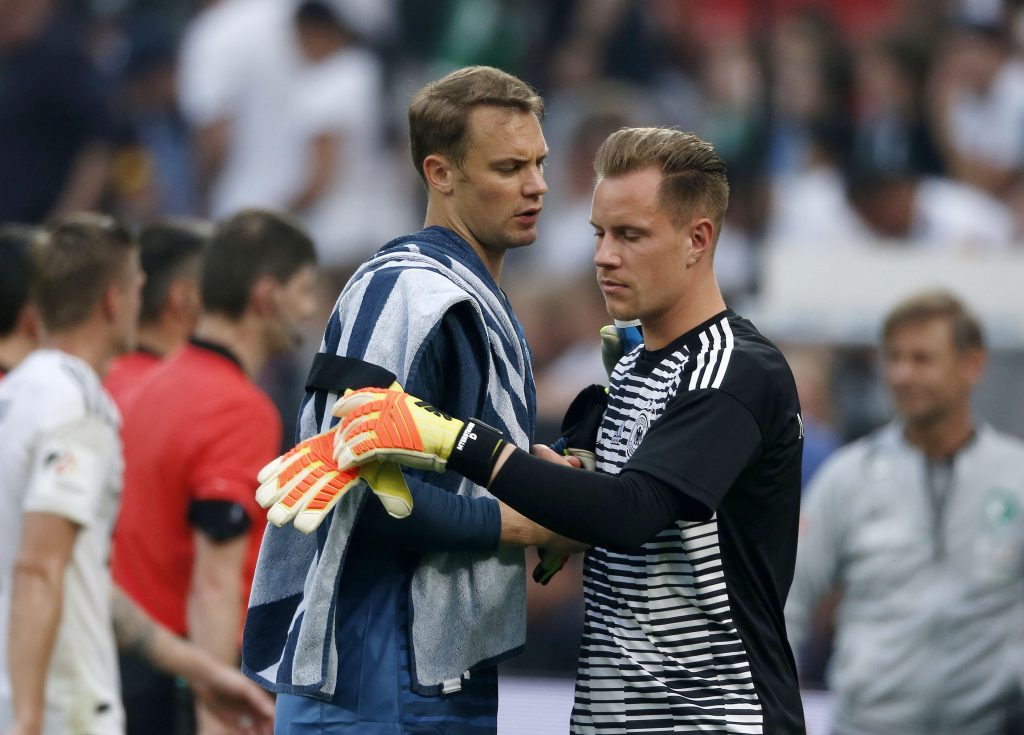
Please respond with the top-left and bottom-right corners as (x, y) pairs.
(594, 234), (618, 269)
(524, 165), (547, 197)
(885, 356), (914, 387)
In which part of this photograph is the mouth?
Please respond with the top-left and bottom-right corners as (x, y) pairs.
(599, 278), (627, 295)
(515, 207), (541, 224)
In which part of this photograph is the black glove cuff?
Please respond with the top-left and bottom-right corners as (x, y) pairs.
(447, 418), (506, 486)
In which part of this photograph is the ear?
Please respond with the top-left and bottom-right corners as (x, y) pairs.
(163, 278), (201, 331)
(166, 277), (200, 319)
(249, 275), (278, 317)
(962, 346), (987, 386)
(686, 217), (716, 266)
(423, 154), (455, 194)
(101, 280), (123, 323)
(15, 303), (42, 342)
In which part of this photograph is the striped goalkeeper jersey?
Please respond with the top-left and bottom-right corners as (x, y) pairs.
(573, 310), (806, 735)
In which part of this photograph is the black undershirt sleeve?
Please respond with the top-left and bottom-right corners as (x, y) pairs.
(488, 449), (713, 551)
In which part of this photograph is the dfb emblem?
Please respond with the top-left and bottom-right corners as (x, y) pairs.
(626, 412), (650, 455)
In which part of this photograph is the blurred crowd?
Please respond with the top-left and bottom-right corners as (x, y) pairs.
(4, 0), (1024, 433)
(3, 0), (1024, 701)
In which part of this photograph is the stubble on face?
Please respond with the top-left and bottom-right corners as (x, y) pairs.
(883, 319), (973, 428)
(266, 265), (318, 355)
(591, 168), (689, 329)
(453, 107), (548, 256)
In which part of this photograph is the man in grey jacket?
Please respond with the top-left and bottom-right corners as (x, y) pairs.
(786, 290), (1024, 735)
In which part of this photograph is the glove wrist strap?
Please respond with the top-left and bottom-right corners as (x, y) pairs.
(447, 419), (506, 486)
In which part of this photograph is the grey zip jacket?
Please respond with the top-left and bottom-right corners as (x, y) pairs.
(786, 422), (1024, 735)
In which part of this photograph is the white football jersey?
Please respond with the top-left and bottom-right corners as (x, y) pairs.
(0, 350), (123, 735)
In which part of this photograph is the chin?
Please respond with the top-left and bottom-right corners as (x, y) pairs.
(604, 303), (636, 323)
(506, 232), (537, 250)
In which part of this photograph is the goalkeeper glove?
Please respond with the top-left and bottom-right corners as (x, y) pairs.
(332, 387), (506, 486)
(533, 547), (570, 585)
(599, 319), (643, 376)
(255, 430), (413, 532)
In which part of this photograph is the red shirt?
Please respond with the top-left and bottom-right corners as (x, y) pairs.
(104, 349), (162, 415)
(112, 340), (281, 636)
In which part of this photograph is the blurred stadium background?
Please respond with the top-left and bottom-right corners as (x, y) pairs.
(4, 0), (1024, 729)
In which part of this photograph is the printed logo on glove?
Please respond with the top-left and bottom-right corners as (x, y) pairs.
(332, 387), (507, 487)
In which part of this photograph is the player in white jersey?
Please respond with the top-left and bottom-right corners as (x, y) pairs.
(0, 350), (124, 734)
(0, 214), (274, 735)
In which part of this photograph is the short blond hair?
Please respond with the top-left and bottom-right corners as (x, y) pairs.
(33, 213), (136, 332)
(594, 127), (730, 233)
(408, 66), (544, 184)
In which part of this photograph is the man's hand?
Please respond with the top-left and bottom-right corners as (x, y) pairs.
(528, 444), (587, 584)
(189, 660), (275, 735)
(332, 388), (506, 486)
(256, 430), (413, 530)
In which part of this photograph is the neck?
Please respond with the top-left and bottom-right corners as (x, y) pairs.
(135, 322), (188, 358)
(193, 313), (267, 378)
(904, 406), (975, 459)
(0, 333), (35, 372)
(423, 204), (504, 284)
(643, 274), (726, 350)
(46, 324), (117, 377)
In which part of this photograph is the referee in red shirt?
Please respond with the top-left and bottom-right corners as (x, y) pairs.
(112, 209), (317, 735)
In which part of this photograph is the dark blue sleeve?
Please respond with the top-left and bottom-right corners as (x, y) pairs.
(359, 302), (501, 551)
(358, 470), (500, 552)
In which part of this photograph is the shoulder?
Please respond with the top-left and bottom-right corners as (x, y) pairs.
(691, 316), (798, 428)
(131, 348), (275, 421)
(715, 316), (792, 388)
(807, 425), (896, 490)
(338, 256), (482, 333)
(11, 351), (115, 428)
(976, 425), (1024, 460)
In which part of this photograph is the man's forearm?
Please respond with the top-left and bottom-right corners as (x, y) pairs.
(359, 476), (502, 552)
(188, 534), (246, 664)
(8, 566), (64, 733)
(49, 143), (112, 217)
(288, 133), (338, 212)
(8, 513), (79, 735)
(112, 585), (210, 682)
(112, 586), (277, 735)
(498, 501), (588, 553)
(488, 446), (688, 549)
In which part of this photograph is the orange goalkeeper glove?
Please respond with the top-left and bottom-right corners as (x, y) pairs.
(331, 387), (506, 486)
(255, 430), (412, 533)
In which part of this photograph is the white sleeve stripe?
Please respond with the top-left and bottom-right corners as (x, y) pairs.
(688, 332), (710, 390)
(711, 317), (735, 389)
(699, 324), (722, 390)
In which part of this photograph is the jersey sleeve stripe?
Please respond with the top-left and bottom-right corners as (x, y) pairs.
(688, 332), (710, 390)
(710, 317), (735, 389)
(698, 324), (723, 389)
